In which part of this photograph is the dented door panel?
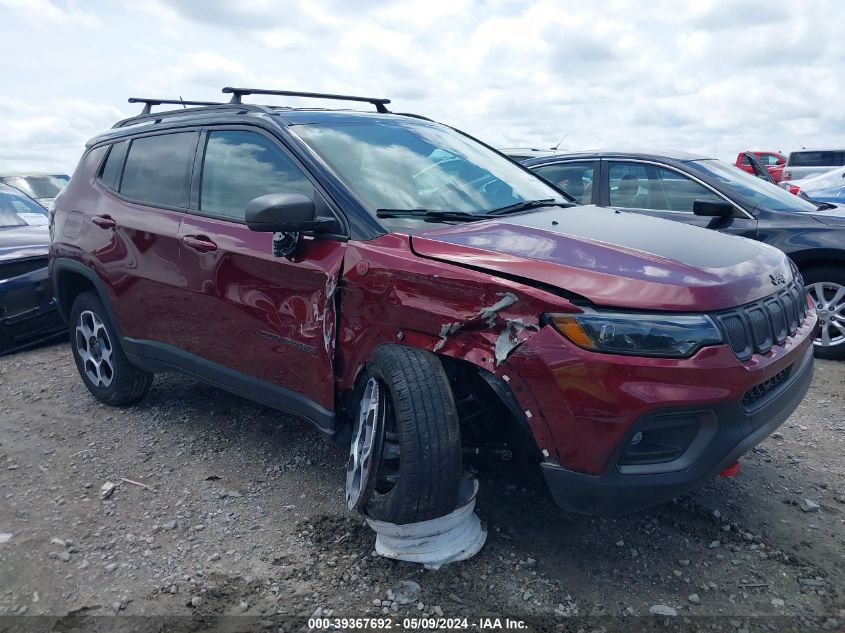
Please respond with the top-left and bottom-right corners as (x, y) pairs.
(176, 213), (345, 410)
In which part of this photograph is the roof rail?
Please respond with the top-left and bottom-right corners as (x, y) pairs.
(128, 97), (224, 116)
(222, 87), (391, 113)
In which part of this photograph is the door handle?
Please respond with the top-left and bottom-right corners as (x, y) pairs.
(182, 235), (218, 253)
(92, 215), (116, 229)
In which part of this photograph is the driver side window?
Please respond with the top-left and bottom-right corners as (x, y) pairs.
(200, 130), (315, 221)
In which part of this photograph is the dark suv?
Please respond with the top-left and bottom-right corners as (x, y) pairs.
(50, 90), (816, 519)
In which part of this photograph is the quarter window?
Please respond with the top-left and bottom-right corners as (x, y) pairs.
(532, 162), (595, 203)
(609, 162), (722, 213)
(98, 140), (129, 190)
(120, 133), (197, 208)
(200, 130), (314, 221)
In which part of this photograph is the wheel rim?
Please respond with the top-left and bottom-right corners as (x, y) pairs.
(75, 310), (114, 388)
(346, 377), (384, 510)
(807, 282), (845, 348)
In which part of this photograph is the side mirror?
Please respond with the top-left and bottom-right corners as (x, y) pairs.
(245, 192), (330, 233)
(693, 199), (734, 218)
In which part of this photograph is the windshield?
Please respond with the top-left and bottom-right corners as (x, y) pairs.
(0, 190), (48, 228)
(687, 159), (818, 212)
(6, 175), (68, 199)
(293, 120), (567, 219)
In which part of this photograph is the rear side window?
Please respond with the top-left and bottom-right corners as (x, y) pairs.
(120, 133), (197, 208)
(98, 140), (129, 190)
(788, 151), (845, 167)
(199, 130), (314, 221)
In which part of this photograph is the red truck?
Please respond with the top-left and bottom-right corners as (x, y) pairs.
(736, 151), (787, 183)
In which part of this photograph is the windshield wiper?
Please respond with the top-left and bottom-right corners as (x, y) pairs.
(376, 208), (481, 222)
(483, 199), (569, 217)
(813, 201), (837, 211)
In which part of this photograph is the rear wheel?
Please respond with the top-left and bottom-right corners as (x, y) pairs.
(70, 292), (153, 405)
(803, 266), (845, 360)
(346, 345), (462, 525)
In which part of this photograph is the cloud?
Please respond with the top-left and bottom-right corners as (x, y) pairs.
(0, 0), (843, 174)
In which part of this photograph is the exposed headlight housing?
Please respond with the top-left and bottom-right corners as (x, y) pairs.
(546, 311), (723, 358)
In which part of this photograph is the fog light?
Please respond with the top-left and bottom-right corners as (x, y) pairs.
(630, 431), (643, 446)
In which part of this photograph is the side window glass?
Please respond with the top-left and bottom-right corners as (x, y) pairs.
(120, 133), (196, 208)
(98, 140), (129, 190)
(609, 163), (651, 208)
(740, 154), (751, 165)
(655, 166), (722, 212)
(200, 130), (315, 221)
(609, 162), (722, 212)
(533, 162), (594, 203)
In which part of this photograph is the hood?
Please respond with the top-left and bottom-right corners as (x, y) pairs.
(0, 224), (50, 263)
(411, 206), (793, 311)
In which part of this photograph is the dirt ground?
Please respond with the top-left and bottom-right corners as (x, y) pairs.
(1, 342), (843, 632)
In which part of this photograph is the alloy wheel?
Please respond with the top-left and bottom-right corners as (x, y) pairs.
(807, 282), (845, 348)
(346, 377), (385, 510)
(75, 310), (115, 388)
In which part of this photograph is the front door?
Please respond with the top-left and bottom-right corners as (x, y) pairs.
(176, 128), (346, 425)
(604, 160), (758, 239)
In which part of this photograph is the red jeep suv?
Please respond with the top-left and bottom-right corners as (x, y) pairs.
(49, 89), (816, 520)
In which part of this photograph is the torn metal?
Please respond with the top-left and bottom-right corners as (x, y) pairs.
(432, 292), (525, 358)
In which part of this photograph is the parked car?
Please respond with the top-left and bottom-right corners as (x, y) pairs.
(780, 166), (845, 203)
(736, 151), (786, 183)
(782, 149), (845, 183)
(51, 91), (815, 519)
(0, 173), (70, 208)
(792, 167), (845, 204)
(523, 150), (844, 359)
(1, 183), (66, 354)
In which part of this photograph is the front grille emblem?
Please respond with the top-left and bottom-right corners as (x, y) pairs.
(769, 273), (786, 286)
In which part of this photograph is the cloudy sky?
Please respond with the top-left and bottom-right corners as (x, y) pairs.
(1, 0), (843, 173)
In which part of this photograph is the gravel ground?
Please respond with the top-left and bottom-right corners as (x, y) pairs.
(0, 342), (843, 631)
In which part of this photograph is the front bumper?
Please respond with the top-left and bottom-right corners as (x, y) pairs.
(538, 345), (814, 514)
(0, 266), (66, 355)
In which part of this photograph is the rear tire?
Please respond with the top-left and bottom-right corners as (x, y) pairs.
(69, 292), (153, 405)
(803, 266), (845, 360)
(346, 345), (462, 525)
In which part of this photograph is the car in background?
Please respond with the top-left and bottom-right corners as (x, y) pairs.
(783, 167), (845, 204)
(736, 151), (786, 183)
(523, 150), (845, 359)
(0, 183), (65, 354)
(0, 173), (70, 208)
(782, 149), (845, 183)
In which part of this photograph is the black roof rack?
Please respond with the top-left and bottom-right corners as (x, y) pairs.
(222, 87), (391, 113)
(128, 97), (224, 116)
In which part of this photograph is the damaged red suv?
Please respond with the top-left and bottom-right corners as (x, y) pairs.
(49, 89), (816, 521)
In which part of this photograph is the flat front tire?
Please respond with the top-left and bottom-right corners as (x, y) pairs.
(346, 345), (462, 525)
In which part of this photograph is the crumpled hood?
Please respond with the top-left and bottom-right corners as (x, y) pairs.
(411, 206), (794, 311)
(0, 225), (50, 263)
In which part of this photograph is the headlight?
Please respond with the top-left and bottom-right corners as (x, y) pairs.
(546, 311), (723, 358)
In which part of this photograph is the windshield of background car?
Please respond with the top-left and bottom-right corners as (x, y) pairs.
(0, 190), (48, 227)
(687, 159), (818, 212)
(7, 175), (68, 199)
(293, 120), (567, 218)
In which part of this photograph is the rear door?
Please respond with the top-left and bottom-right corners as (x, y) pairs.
(175, 127), (346, 421)
(603, 160), (758, 239)
(87, 131), (198, 345)
(530, 160), (599, 204)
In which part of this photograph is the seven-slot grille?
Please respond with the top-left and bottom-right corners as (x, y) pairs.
(712, 277), (808, 361)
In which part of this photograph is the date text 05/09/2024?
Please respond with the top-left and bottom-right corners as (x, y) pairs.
(307, 617), (528, 630)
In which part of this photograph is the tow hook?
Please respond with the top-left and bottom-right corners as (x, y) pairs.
(719, 461), (741, 477)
